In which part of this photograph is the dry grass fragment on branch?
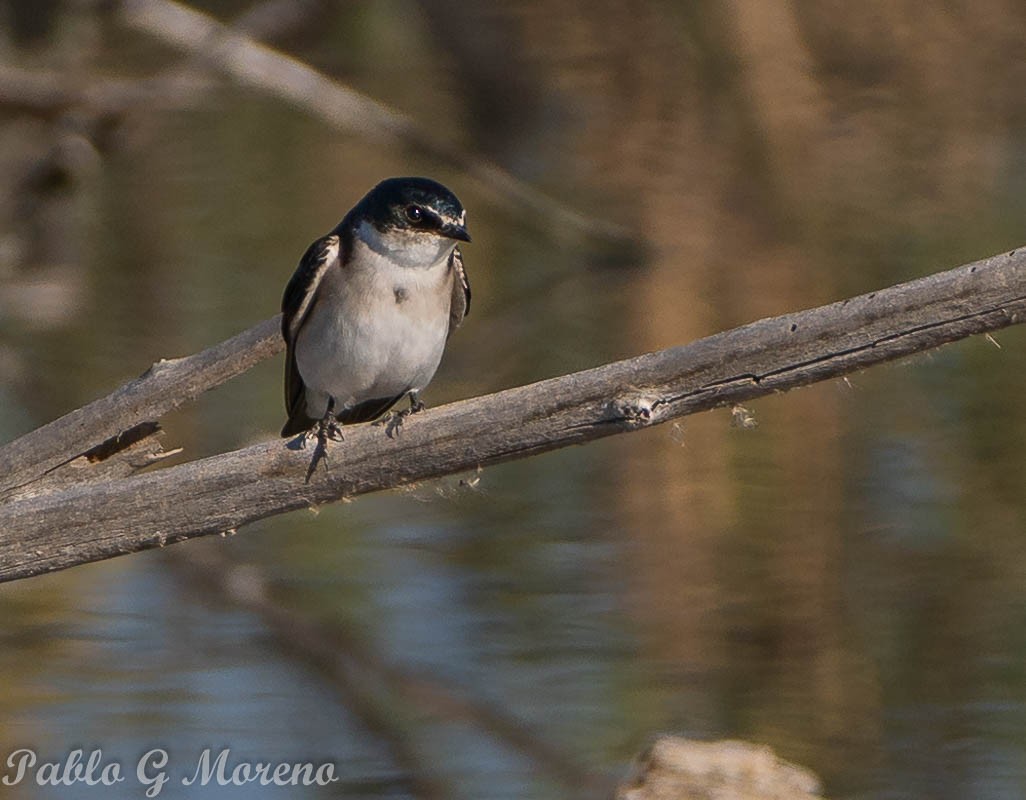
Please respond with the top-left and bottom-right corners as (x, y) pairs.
(0, 246), (1023, 584)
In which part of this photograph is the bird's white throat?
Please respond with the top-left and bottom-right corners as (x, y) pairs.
(354, 219), (455, 271)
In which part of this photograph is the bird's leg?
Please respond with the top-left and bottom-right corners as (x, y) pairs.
(382, 391), (426, 438)
(317, 397), (344, 443)
(305, 398), (344, 483)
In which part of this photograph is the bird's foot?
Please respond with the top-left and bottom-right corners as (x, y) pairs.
(304, 409), (342, 483)
(380, 410), (408, 439)
(319, 416), (345, 443)
(303, 415), (343, 444)
(375, 392), (425, 439)
(382, 404), (424, 439)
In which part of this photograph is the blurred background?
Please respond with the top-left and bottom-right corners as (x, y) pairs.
(2, 1), (1026, 798)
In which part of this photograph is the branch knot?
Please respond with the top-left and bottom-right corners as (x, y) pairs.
(607, 394), (659, 429)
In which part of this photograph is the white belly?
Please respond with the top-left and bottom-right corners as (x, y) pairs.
(295, 242), (452, 417)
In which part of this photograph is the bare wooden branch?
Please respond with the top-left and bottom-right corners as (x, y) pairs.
(0, 64), (218, 118)
(4, 423), (180, 502)
(0, 0), (326, 118)
(120, 0), (631, 243)
(0, 246), (1024, 583)
(0, 316), (282, 498)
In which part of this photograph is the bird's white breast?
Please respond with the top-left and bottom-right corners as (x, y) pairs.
(295, 224), (454, 415)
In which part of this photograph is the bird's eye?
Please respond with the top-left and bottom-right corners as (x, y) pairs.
(404, 205), (424, 223)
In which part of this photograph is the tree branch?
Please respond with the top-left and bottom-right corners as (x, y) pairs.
(0, 246), (1024, 583)
(0, 316), (282, 498)
(120, 0), (631, 243)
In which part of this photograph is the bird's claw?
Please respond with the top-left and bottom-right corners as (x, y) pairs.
(302, 413), (342, 483)
(381, 409), (409, 439)
(381, 406), (423, 439)
(305, 422), (342, 445)
(325, 421), (344, 442)
(376, 393), (426, 439)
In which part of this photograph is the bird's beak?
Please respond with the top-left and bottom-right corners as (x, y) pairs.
(441, 221), (471, 242)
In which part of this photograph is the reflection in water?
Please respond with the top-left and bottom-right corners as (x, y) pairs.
(2, 2), (1026, 798)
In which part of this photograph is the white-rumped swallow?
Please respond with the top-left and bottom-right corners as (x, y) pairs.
(280, 177), (471, 438)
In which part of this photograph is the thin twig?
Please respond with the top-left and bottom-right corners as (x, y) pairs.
(120, 0), (633, 243)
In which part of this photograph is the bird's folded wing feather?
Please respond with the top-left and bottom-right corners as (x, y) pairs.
(447, 245), (470, 338)
(281, 234), (341, 421)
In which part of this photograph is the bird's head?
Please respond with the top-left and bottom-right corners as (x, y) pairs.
(355, 176), (470, 244)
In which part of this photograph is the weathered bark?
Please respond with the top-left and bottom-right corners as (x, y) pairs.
(0, 317), (282, 498)
(0, 246), (1023, 583)
(3, 422), (179, 502)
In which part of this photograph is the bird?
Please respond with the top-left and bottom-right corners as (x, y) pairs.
(280, 176), (471, 439)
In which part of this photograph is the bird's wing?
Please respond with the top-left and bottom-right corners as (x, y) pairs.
(447, 245), (470, 338)
(281, 234), (341, 434)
